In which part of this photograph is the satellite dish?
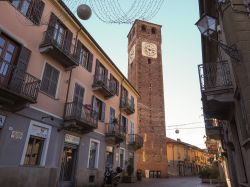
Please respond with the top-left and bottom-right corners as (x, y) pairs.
(77, 4), (92, 20)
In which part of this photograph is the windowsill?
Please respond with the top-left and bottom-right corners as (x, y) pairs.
(242, 138), (250, 148)
(39, 91), (59, 101)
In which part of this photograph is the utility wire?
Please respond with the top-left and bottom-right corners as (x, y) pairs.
(166, 126), (204, 130)
(167, 121), (203, 127)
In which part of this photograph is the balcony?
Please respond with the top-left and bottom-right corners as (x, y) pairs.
(198, 62), (234, 120)
(0, 63), (40, 111)
(205, 120), (222, 140)
(92, 74), (116, 98)
(127, 134), (143, 150)
(105, 123), (125, 144)
(64, 102), (98, 133)
(39, 29), (79, 68)
(205, 139), (219, 154)
(120, 97), (135, 115)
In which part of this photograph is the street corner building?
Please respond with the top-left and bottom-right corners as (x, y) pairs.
(0, 0), (143, 186)
(197, 0), (250, 187)
(166, 138), (211, 177)
(127, 20), (168, 178)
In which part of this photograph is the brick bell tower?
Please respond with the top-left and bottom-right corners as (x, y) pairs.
(127, 20), (168, 177)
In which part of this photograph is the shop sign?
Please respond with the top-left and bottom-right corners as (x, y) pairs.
(65, 134), (80, 145)
(0, 115), (6, 128)
(30, 125), (49, 138)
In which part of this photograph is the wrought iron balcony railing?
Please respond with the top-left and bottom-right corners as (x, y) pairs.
(92, 74), (116, 98)
(39, 29), (79, 68)
(64, 102), (98, 132)
(105, 122), (125, 144)
(0, 62), (40, 105)
(120, 97), (135, 114)
(198, 62), (233, 94)
(127, 134), (143, 150)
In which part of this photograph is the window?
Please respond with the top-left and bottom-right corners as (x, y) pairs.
(121, 116), (128, 133)
(152, 27), (156, 34)
(141, 25), (147, 32)
(110, 74), (119, 96)
(0, 34), (19, 76)
(92, 96), (105, 121)
(21, 121), (51, 166)
(10, 0), (45, 25)
(53, 22), (66, 48)
(95, 60), (107, 84)
(12, 0), (32, 16)
(119, 148), (125, 169)
(88, 139), (100, 169)
(41, 63), (60, 97)
(77, 41), (93, 72)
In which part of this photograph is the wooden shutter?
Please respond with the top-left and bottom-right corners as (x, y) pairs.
(116, 81), (119, 96)
(29, 0), (45, 25)
(75, 40), (82, 63)
(48, 67), (59, 97)
(110, 107), (115, 123)
(45, 13), (57, 42)
(41, 64), (51, 92)
(64, 30), (73, 54)
(73, 83), (84, 104)
(95, 59), (100, 76)
(87, 52), (93, 72)
(101, 102), (106, 122)
(10, 46), (31, 92)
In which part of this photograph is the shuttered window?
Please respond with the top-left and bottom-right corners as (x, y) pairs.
(92, 96), (105, 122)
(110, 74), (119, 96)
(10, 0), (45, 25)
(121, 116), (128, 133)
(76, 41), (93, 72)
(41, 63), (59, 97)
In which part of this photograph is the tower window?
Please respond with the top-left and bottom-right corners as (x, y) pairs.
(152, 28), (156, 34)
(148, 59), (151, 64)
(141, 25), (147, 32)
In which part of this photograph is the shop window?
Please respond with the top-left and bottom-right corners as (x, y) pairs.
(24, 136), (44, 166)
(21, 121), (51, 166)
(88, 139), (100, 169)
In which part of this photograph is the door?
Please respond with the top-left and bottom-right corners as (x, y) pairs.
(53, 22), (66, 48)
(105, 146), (114, 168)
(73, 83), (84, 119)
(0, 35), (18, 86)
(60, 144), (78, 187)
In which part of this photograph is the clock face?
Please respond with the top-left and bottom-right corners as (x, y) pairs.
(142, 42), (157, 58)
(129, 44), (136, 64)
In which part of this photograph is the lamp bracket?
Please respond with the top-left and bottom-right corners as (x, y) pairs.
(208, 36), (240, 62)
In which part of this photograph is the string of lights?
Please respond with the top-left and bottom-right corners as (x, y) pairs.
(63, 0), (165, 24)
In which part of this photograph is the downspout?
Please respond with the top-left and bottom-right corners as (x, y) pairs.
(64, 27), (81, 117)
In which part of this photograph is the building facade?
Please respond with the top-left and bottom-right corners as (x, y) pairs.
(197, 0), (250, 187)
(127, 20), (168, 177)
(166, 138), (211, 177)
(0, 0), (142, 187)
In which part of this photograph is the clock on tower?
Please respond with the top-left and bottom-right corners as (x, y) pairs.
(127, 20), (168, 177)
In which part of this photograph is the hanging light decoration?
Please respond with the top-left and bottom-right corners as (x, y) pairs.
(63, 0), (165, 24)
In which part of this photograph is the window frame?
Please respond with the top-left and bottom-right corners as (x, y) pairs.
(20, 120), (52, 167)
(87, 138), (100, 169)
(40, 62), (61, 98)
(110, 74), (119, 96)
(119, 148), (126, 169)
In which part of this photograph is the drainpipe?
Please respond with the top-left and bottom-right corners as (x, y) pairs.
(64, 28), (81, 116)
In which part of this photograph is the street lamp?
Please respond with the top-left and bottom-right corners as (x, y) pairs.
(195, 14), (240, 62)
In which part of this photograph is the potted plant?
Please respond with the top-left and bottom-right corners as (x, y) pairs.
(122, 164), (136, 183)
(199, 166), (219, 184)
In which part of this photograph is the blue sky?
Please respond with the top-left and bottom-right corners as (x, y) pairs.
(74, 1), (206, 148)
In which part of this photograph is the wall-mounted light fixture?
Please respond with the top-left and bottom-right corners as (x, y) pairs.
(195, 14), (240, 62)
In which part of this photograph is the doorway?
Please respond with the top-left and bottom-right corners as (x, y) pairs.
(60, 143), (78, 187)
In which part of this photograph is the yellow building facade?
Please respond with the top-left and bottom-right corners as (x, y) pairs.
(166, 138), (211, 177)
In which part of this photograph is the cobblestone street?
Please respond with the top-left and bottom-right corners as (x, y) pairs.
(120, 177), (216, 187)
